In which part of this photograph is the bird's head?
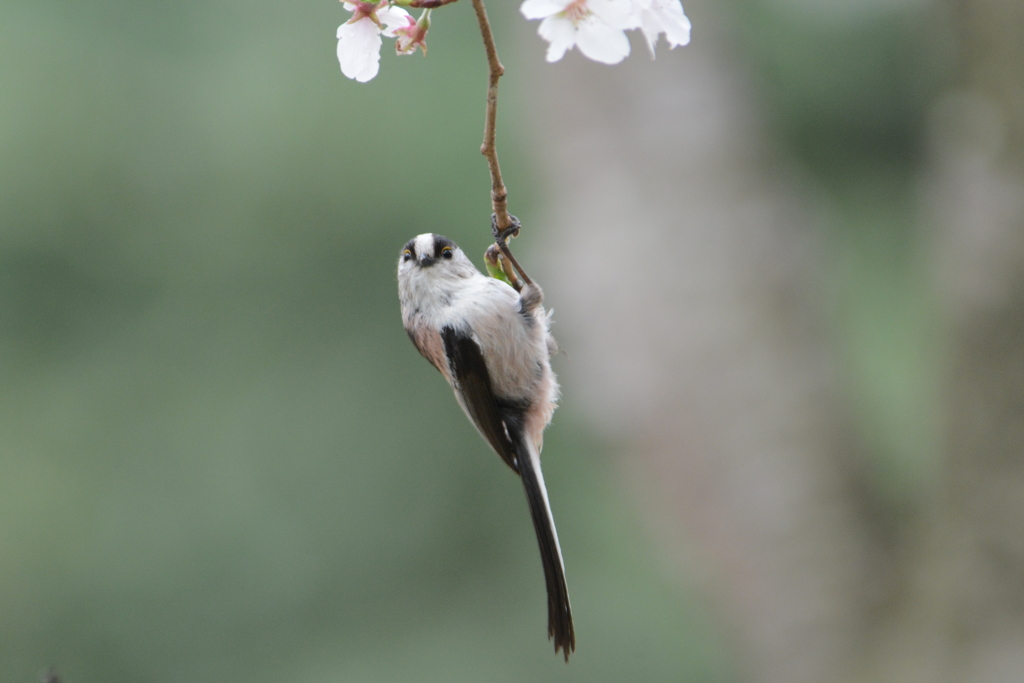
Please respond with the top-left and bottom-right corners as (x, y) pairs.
(398, 233), (475, 281)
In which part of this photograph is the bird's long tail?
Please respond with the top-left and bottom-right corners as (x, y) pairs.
(516, 436), (575, 661)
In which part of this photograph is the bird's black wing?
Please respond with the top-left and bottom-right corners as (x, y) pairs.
(441, 326), (575, 659)
(440, 326), (520, 474)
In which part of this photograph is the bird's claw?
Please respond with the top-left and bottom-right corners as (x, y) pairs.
(491, 213), (521, 244)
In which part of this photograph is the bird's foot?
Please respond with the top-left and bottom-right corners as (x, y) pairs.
(491, 213), (521, 244)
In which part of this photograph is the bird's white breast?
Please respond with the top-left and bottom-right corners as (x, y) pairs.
(400, 267), (548, 402)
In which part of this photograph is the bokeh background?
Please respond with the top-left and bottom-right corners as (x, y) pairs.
(2, 0), (1022, 681)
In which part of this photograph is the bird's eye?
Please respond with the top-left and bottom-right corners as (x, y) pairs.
(403, 250), (412, 261)
(441, 246), (453, 260)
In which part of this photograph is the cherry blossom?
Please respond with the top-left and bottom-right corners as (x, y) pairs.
(336, 1), (411, 82)
(520, 0), (633, 65)
(394, 10), (431, 56)
(630, 0), (690, 57)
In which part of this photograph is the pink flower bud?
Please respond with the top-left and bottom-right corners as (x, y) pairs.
(395, 10), (431, 56)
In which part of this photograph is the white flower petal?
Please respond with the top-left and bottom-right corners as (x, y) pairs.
(575, 17), (630, 64)
(588, 0), (633, 29)
(639, 9), (663, 56)
(660, 1), (691, 47)
(537, 15), (576, 62)
(378, 5), (412, 36)
(637, 0), (690, 54)
(521, 0), (571, 20)
(337, 18), (384, 82)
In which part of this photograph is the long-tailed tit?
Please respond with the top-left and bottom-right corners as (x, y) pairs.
(397, 232), (575, 660)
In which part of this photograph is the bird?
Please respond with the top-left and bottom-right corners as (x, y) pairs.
(397, 231), (575, 661)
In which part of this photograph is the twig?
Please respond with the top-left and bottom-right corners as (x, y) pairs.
(497, 227), (534, 287)
(471, 0), (510, 230)
(496, 250), (521, 290)
(471, 0), (535, 287)
(484, 243), (523, 291)
(405, 0), (459, 8)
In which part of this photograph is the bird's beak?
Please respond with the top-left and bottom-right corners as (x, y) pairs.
(418, 255), (436, 268)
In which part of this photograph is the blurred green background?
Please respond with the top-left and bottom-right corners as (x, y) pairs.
(4, 0), (1018, 681)
(1, 1), (724, 681)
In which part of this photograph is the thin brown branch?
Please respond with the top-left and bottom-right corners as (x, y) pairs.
(499, 237), (534, 287)
(472, 0), (535, 287)
(484, 243), (523, 291)
(497, 250), (522, 290)
(471, 0), (510, 231)
(405, 0), (459, 8)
